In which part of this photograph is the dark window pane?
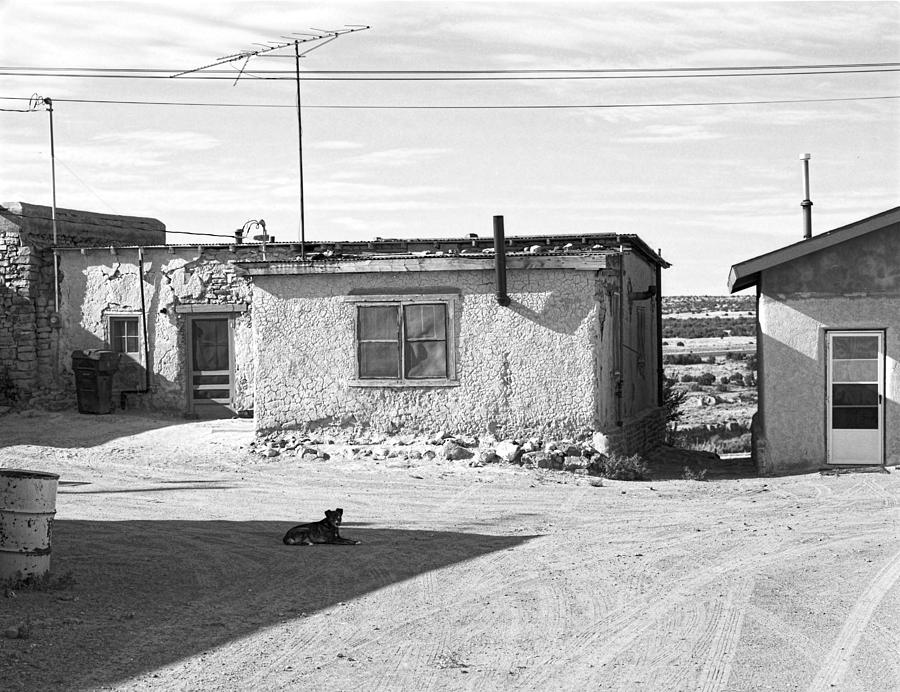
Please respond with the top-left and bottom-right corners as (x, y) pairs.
(405, 341), (447, 378)
(358, 306), (398, 340)
(193, 374), (230, 385)
(832, 407), (878, 429)
(359, 342), (399, 378)
(193, 389), (230, 400)
(833, 384), (878, 406)
(832, 336), (879, 360)
(404, 304), (446, 340)
(192, 319), (229, 371)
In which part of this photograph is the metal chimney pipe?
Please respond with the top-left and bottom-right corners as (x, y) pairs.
(800, 153), (813, 239)
(493, 215), (510, 307)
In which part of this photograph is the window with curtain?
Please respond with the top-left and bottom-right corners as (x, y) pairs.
(357, 302), (450, 381)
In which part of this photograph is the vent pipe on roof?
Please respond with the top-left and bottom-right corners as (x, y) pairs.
(493, 215), (510, 307)
(801, 153), (813, 239)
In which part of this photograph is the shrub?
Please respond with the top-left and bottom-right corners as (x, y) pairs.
(729, 372), (745, 384)
(602, 454), (650, 481)
(682, 465), (708, 481)
(745, 354), (758, 371)
(719, 376), (730, 385)
(696, 372), (716, 386)
(681, 374), (696, 383)
(743, 373), (756, 387)
(664, 353), (703, 365)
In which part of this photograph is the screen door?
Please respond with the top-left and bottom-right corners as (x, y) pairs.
(187, 316), (233, 416)
(827, 331), (883, 465)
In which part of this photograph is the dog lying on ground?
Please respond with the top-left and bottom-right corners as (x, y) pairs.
(282, 508), (361, 545)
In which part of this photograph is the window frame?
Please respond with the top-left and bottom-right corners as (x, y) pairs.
(347, 294), (459, 387)
(106, 313), (143, 364)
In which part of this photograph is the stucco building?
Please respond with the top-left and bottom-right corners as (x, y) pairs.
(729, 207), (900, 475)
(236, 231), (669, 450)
(0, 202), (164, 409)
(2, 202), (670, 454)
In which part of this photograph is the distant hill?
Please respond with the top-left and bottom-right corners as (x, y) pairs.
(662, 295), (755, 315)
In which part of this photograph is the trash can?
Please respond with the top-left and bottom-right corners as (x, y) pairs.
(0, 469), (59, 583)
(72, 349), (119, 414)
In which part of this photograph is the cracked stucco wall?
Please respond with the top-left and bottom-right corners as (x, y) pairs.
(0, 203), (165, 409)
(56, 246), (268, 412)
(251, 266), (649, 439)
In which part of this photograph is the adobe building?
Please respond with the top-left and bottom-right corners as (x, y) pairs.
(3, 201), (671, 454)
(0, 202), (164, 409)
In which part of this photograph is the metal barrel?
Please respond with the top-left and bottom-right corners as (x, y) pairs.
(0, 469), (60, 583)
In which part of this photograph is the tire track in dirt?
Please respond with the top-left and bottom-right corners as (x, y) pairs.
(695, 577), (755, 692)
(237, 486), (593, 690)
(234, 539), (544, 690)
(516, 534), (857, 690)
(805, 546), (900, 692)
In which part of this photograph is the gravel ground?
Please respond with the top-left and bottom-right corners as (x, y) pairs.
(1, 410), (898, 691)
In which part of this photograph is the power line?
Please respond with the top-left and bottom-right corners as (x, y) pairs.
(3, 67), (900, 81)
(3, 61), (900, 73)
(1, 94), (898, 109)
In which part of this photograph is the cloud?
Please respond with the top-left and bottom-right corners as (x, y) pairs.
(618, 123), (724, 143)
(310, 140), (364, 150)
(343, 147), (452, 168)
(92, 130), (221, 152)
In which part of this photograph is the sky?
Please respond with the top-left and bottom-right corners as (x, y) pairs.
(0, 1), (897, 295)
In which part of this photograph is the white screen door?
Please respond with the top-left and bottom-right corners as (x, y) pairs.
(827, 331), (883, 465)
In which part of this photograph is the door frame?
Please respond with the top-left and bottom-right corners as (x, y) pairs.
(185, 313), (235, 416)
(825, 329), (885, 466)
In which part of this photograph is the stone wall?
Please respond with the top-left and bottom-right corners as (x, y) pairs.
(0, 203), (165, 409)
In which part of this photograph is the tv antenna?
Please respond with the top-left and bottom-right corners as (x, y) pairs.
(172, 25), (370, 259)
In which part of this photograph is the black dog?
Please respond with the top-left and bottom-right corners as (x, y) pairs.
(282, 508), (361, 546)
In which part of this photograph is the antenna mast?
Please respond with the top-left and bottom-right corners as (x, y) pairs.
(172, 25), (370, 258)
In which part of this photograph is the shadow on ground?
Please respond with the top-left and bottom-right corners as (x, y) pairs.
(0, 520), (535, 691)
(0, 410), (237, 450)
(645, 445), (757, 481)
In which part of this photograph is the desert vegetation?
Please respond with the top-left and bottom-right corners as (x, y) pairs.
(662, 297), (757, 455)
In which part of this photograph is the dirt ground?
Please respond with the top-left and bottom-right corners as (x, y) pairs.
(1, 411), (899, 692)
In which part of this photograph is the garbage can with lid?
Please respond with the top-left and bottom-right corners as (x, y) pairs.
(71, 349), (120, 414)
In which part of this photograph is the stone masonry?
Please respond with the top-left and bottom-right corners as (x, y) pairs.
(0, 203), (165, 409)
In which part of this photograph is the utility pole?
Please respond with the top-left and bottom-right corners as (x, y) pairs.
(172, 26), (370, 257)
(29, 94), (59, 314)
(295, 41), (306, 259)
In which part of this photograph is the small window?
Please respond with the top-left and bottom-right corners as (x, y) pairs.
(109, 316), (140, 355)
(356, 302), (451, 382)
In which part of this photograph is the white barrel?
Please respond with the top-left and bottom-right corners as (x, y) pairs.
(0, 469), (60, 582)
